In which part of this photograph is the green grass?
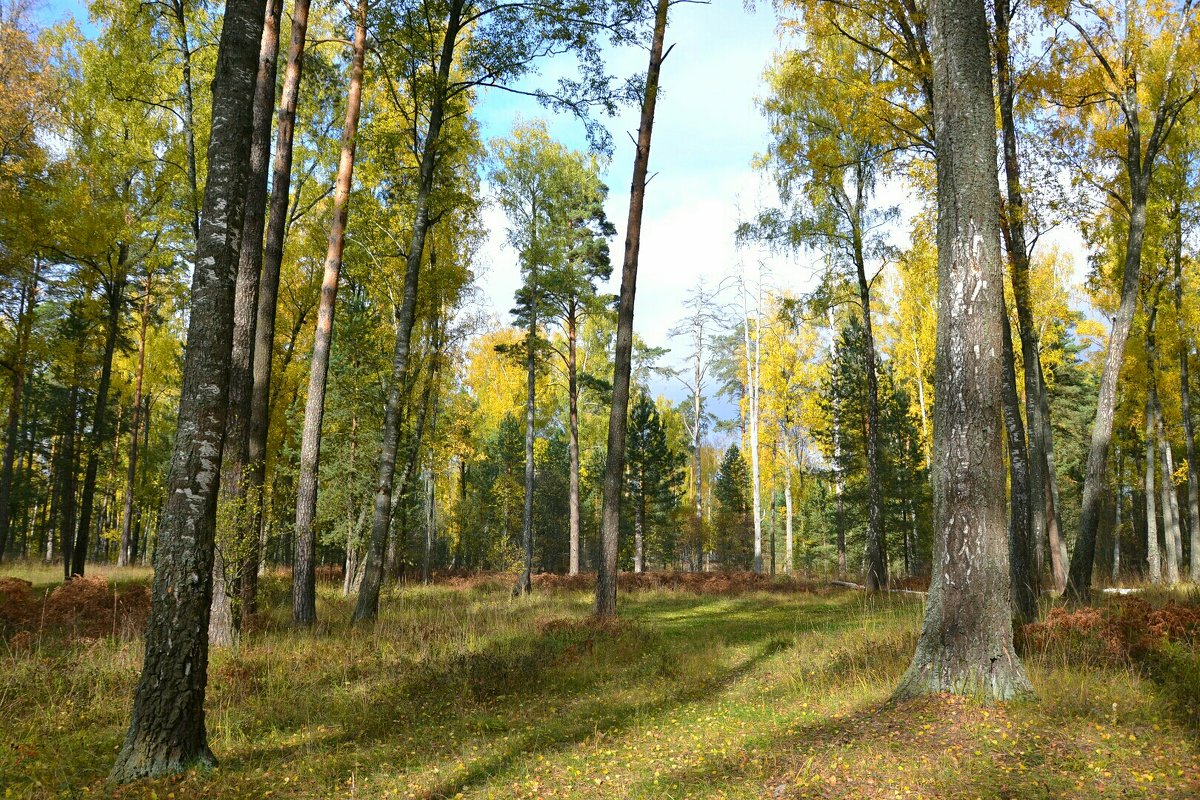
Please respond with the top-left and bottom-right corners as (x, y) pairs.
(2, 568), (1198, 799)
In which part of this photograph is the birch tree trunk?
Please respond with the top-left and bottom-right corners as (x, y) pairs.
(110, 0), (266, 776)
(894, 0), (1031, 700)
(594, 0), (669, 618)
(293, 0), (368, 626)
(567, 315), (581, 576)
(1145, 392), (1162, 584)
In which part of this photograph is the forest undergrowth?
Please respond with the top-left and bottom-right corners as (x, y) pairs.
(1, 566), (1198, 799)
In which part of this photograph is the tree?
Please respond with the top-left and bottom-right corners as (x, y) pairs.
(595, 0), (672, 618)
(110, 0), (267, 778)
(894, 0), (1032, 700)
(1059, 0), (1200, 602)
(625, 393), (683, 570)
(353, 0), (641, 624)
(489, 120), (611, 594)
(747, 31), (897, 589)
(292, 0), (370, 626)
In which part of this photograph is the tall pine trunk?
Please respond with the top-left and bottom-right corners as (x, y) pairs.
(242, 0), (315, 620)
(293, 0), (368, 626)
(595, 0), (669, 617)
(109, 0), (267, 776)
(894, 0), (1031, 700)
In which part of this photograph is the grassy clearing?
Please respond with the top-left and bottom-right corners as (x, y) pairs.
(1, 568), (1198, 799)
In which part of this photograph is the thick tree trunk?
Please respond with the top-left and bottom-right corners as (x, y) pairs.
(1000, 297), (1036, 623)
(354, 0), (463, 624)
(210, 0), (285, 645)
(0, 262), (38, 562)
(119, 276), (153, 567)
(292, 0), (367, 626)
(73, 263), (127, 577)
(109, 0), (266, 778)
(242, 0), (314, 621)
(595, 0), (669, 618)
(568, 316), (581, 576)
(894, 0), (1031, 700)
(994, 0), (1045, 607)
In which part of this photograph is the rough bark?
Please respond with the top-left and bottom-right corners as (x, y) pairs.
(594, 0), (669, 618)
(109, 0), (266, 777)
(241, 0), (315, 620)
(894, 0), (1031, 700)
(72, 262), (127, 578)
(354, 0), (463, 624)
(293, 0), (367, 626)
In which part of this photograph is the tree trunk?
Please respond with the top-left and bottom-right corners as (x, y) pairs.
(595, 0), (669, 618)
(894, 0), (1031, 700)
(783, 449), (793, 575)
(743, 281), (764, 574)
(242, 0), (314, 621)
(1112, 459), (1122, 582)
(516, 266), (537, 596)
(1066, 172), (1154, 601)
(109, 0), (266, 777)
(170, 0), (201, 241)
(994, 0), (1045, 608)
(1000, 296), (1037, 622)
(1156, 398), (1182, 584)
(1145, 392), (1161, 584)
(634, 477), (645, 573)
(1173, 216), (1200, 581)
(567, 315), (581, 576)
(73, 262), (127, 577)
(0, 261), (38, 562)
(210, 0), (285, 645)
(292, 0), (367, 626)
(119, 275), (153, 567)
(58, 387), (79, 583)
(852, 190), (887, 590)
(354, 0), (463, 624)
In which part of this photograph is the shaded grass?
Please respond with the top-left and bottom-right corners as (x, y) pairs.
(0, 568), (1197, 799)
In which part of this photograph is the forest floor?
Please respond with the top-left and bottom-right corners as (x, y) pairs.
(2, 566), (1199, 799)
